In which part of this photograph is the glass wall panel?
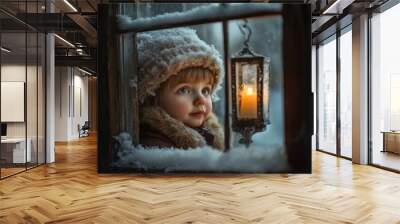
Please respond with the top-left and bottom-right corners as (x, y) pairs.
(371, 3), (400, 171)
(26, 0), (39, 169)
(317, 36), (337, 154)
(0, 16), (28, 177)
(339, 28), (352, 158)
(0, 1), (46, 179)
(37, 0), (46, 165)
(38, 32), (45, 165)
(27, 30), (38, 169)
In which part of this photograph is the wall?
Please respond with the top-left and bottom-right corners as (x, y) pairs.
(1, 65), (25, 138)
(88, 77), (97, 132)
(1, 63), (46, 165)
(55, 67), (69, 140)
(55, 67), (89, 141)
(1, 64), (40, 138)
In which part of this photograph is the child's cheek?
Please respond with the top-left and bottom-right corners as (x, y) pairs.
(174, 98), (192, 116)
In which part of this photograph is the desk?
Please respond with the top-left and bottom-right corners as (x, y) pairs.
(1, 138), (31, 163)
(382, 131), (400, 154)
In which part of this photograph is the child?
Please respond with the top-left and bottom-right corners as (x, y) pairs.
(137, 28), (225, 151)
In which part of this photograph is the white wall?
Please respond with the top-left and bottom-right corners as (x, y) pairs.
(55, 67), (89, 141)
(1, 63), (46, 164)
(55, 66), (69, 141)
(1, 65), (38, 137)
(1, 65), (26, 140)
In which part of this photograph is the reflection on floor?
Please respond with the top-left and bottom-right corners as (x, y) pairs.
(0, 163), (41, 179)
(372, 150), (400, 171)
(341, 147), (352, 158)
(0, 167), (25, 178)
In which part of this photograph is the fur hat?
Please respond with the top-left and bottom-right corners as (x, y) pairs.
(137, 28), (224, 103)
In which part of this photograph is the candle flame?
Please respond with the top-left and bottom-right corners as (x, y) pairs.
(239, 85), (257, 119)
(245, 86), (254, 96)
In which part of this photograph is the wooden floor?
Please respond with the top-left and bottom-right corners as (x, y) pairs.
(1, 135), (400, 223)
(1, 167), (26, 178)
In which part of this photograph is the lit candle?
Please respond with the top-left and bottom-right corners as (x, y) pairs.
(239, 84), (257, 118)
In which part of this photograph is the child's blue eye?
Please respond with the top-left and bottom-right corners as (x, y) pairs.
(177, 87), (191, 95)
(202, 87), (211, 96)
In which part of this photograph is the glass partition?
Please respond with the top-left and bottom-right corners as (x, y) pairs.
(38, 32), (45, 165)
(317, 35), (337, 155)
(1, 31), (28, 177)
(0, 1), (46, 179)
(27, 30), (38, 169)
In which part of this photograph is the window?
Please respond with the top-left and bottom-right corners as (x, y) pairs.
(370, 2), (400, 171)
(317, 36), (337, 154)
(340, 28), (352, 158)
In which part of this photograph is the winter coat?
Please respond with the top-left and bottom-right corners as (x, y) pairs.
(139, 106), (225, 151)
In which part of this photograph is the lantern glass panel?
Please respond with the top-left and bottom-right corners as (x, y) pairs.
(263, 58), (271, 124)
(236, 62), (259, 119)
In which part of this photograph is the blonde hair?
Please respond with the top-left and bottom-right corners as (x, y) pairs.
(161, 67), (215, 90)
(143, 67), (215, 106)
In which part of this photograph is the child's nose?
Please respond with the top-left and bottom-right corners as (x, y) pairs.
(193, 93), (207, 106)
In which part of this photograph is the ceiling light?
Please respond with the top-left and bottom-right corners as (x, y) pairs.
(322, 0), (354, 15)
(63, 0), (78, 12)
(1, 47), (11, 53)
(323, 0), (342, 14)
(54, 34), (75, 48)
(78, 67), (93, 76)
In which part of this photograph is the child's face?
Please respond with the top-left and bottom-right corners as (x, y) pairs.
(159, 79), (213, 128)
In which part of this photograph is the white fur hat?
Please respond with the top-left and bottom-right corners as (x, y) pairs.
(137, 28), (224, 103)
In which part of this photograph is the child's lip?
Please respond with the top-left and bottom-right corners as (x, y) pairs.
(190, 111), (205, 116)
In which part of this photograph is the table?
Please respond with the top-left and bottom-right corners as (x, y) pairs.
(1, 138), (31, 163)
(382, 131), (400, 154)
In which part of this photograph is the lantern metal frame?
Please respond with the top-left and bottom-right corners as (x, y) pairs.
(231, 50), (266, 146)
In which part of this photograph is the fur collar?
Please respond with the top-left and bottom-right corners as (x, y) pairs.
(140, 106), (225, 151)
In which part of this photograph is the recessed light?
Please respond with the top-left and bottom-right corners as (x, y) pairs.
(54, 34), (75, 48)
(1, 47), (11, 53)
(77, 67), (93, 76)
(63, 0), (78, 12)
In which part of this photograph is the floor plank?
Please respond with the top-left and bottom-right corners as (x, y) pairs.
(1, 135), (400, 223)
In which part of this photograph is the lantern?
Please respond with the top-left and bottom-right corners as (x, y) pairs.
(231, 20), (270, 147)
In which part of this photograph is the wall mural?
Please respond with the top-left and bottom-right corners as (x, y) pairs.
(98, 3), (312, 173)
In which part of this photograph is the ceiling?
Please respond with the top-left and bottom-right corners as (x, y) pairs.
(0, 0), (391, 74)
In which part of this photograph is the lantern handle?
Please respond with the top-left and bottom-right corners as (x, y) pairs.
(238, 19), (252, 49)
